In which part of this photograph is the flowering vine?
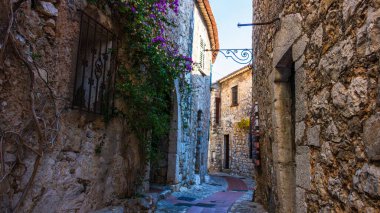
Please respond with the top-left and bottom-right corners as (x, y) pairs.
(90, 0), (192, 161)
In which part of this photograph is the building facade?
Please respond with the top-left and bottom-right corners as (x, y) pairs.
(0, 0), (215, 212)
(151, 0), (219, 187)
(208, 66), (254, 177)
(252, 0), (380, 212)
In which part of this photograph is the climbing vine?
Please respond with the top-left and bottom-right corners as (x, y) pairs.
(93, 0), (193, 159)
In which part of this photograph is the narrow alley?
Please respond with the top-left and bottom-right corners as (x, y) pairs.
(1, 0), (379, 212)
(155, 173), (265, 213)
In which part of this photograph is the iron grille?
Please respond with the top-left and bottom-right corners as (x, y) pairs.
(72, 11), (117, 114)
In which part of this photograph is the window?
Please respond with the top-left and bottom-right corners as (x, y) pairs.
(72, 11), (117, 114)
(215, 97), (220, 124)
(231, 86), (238, 106)
(199, 37), (206, 72)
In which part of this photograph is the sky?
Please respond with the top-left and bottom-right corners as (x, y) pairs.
(208, 0), (252, 83)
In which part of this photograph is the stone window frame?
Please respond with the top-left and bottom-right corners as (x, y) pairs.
(270, 13), (310, 212)
(231, 85), (238, 106)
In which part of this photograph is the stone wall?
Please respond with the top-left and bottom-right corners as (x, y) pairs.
(0, 1), (147, 212)
(252, 0), (380, 211)
(208, 66), (254, 177)
(189, 3), (213, 184)
(152, 0), (196, 187)
(164, 0), (215, 188)
(208, 83), (222, 172)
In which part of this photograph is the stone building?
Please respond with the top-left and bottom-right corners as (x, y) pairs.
(153, 0), (219, 188)
(208, 65), (254, 177)
(0, 0), (212, 212)
(252, 0), (380, 212)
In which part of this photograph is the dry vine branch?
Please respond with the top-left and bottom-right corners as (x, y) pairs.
(0, 0), (14, 65)
(0, 163), (15, 183)
(9, 34), (45, 213)
(0, 1), (62, 212)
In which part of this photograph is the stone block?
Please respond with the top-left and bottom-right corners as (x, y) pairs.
(331, 82), (347, 109)
(311, 88), (330, 117)
(311, 24), (323, 47)
(353, 163), (380, 198)
(296, 187), (307, 213)
(356, 7), (380, 56)
(295, 121), (305, 145)
(321, 142), (333, 165)
(345, 77), (368, 117)
(343, 0), (362, 21)
(367, 8), (380, 54)
(292, 34), (309, 61)
(296, 146), (311, 190)
(363, 114), (380, 161)
(273, 13), (303, 67)
(326, 121), (341, 143)
(318, 39), (354, 81)
(37, 1), (58, 17)
(307, 125), (321, 147)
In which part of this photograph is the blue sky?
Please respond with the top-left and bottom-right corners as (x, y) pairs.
(208, 0), (252, 82)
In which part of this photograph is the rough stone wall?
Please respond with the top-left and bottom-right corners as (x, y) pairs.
(208, 83), (222, 172)
(0, 1), (146, 212)
(189, 3), (213, 184)
(208, 68), (254, 177)
(164, 0), (196, 188)
(252, 0), (380, 212)
(164, 0), (214, 188)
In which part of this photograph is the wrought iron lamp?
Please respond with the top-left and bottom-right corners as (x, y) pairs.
(204, 49), (253, 65)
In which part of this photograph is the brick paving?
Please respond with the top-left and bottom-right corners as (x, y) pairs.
(155, 174), (266, 213)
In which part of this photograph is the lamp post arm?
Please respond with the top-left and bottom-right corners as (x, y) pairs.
(237, 17), (280, 27)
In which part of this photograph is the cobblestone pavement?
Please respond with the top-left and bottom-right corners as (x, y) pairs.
(155, 174), (266, 213)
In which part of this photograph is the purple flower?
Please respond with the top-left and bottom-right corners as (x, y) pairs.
(170, 0), (179, 14)
(152, 36), (166, 43)
(154, 0), (168, 13)
(185, 63), (192, 71)
(179, 55), (193, 63)
(130, 6), (137, 13)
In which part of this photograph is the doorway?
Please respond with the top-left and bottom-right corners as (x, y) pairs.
(273, 48), (296, 211)
(224, 134), (230, 169)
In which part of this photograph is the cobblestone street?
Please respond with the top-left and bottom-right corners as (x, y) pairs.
(156, 174), (266, 213)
